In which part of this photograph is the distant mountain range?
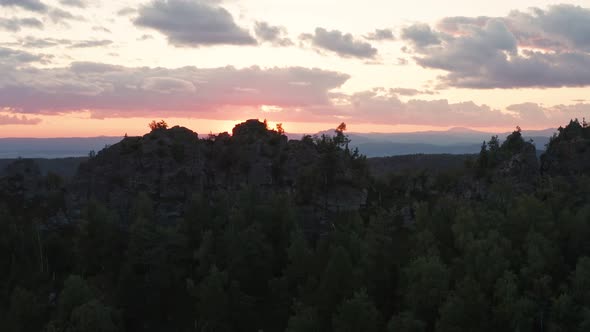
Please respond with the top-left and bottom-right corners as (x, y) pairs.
(291, 127), (556, 157)
(0, 127), (557, 159)
(0, 137), (122, 159)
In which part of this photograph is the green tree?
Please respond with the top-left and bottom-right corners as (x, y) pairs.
(403, 255), (450, 324)
(317, 246), (355, 329)
(78, 200), (124, 278)
(8, 287), (45, 332)
(436, 278), (488, 332)
(68, 300), (121, 332)
(332, 289), (381, 332)
(477, 141), (489, 174)
(573, 257), (590, 306)
(387, 311), (426, 332)
(194, 267), (230, 332)
(548, 293), (577, 332)
(286, 303), (321, 332)
(58, 275), (93, 323)
(492, 271), (534, 331)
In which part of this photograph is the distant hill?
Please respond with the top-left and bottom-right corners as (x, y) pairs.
(368, 154), (475, 177)
(296, 127), (555, 157)
(0, 137), (121, 158)
(0, 127), (556, 159)
(0, 157), (86, 178)
(355, 142), (482, 157)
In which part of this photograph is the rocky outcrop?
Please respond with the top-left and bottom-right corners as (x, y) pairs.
(495, 140), (539, 182)
(541, 120), (590, 176)
(66, 120), (369, 224)
(67, 125), (204, 223)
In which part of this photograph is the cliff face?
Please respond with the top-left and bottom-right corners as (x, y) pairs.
(494, 140), (539, 182)
(66, 120), (369, 224)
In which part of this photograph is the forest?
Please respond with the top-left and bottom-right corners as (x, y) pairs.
(2, 118), (590, 332)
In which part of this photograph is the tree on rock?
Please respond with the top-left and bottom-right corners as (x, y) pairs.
(148, 120), (168, 131)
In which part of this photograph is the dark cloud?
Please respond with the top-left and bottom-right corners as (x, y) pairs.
(0, 113), (41, 125)
(0, 0), (47, 13)
(254, 21), (293, 46)
(59, 0), (86, 8)
(364, 28), (395, 41)
(0, 61), (349, 117)
(300, 27), (378, 59)
(401, 23), (441, 47)
(0, 17), (43, 31)
(135, 0), (256, 47)
(506, 5), (590, 51)
(69, 40), (113, 48)
(403, 5), (590, 89)
(0, 47), (48, 65)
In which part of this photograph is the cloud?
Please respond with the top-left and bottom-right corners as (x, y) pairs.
(117, 7), (136, 16)
(397, 58), (409, 65)
(18, 38), (112, 49)
(48, 8), (84, 23)
(92, 26), (111, 33)
(138, 34), (153, 41)
(505, 102), (590, 127)
(364, 28), (395, 41)
(69, 40), (113, 48)
(0, 47), (48, 65)
(505, 5), (590, 52)
(0, 55), (584, 128)
(300, 27), (378, 59)
(254, 21), (293, 46)
(401, 23), (441, 47)
(59, 0), (86, 8)
(0, 0), (47, 12)
(135, 0), (256, 47)
(18, 36), (72, 48)
(0, 113), (41, 125)
(328, 90), (514, 127)
(389, 88), (436, 96)
(254, 88), (590, 129)
(403, 5), (590, 89)
(141, 77), (196, 93)
(0, 61), (350, 118)
(0, 17), (43, 31)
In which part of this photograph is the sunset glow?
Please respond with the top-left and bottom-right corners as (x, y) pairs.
(0, 0), (589, 137)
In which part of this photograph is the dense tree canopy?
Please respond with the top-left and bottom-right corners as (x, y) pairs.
(1, 119), (590, 331)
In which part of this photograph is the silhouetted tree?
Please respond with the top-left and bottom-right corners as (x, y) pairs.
(148, 120), (168, 131)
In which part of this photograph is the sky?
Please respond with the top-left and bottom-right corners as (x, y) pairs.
(0, 0), (589, 137)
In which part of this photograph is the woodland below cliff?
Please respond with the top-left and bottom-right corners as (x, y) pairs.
(2, 119), (590, 332)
